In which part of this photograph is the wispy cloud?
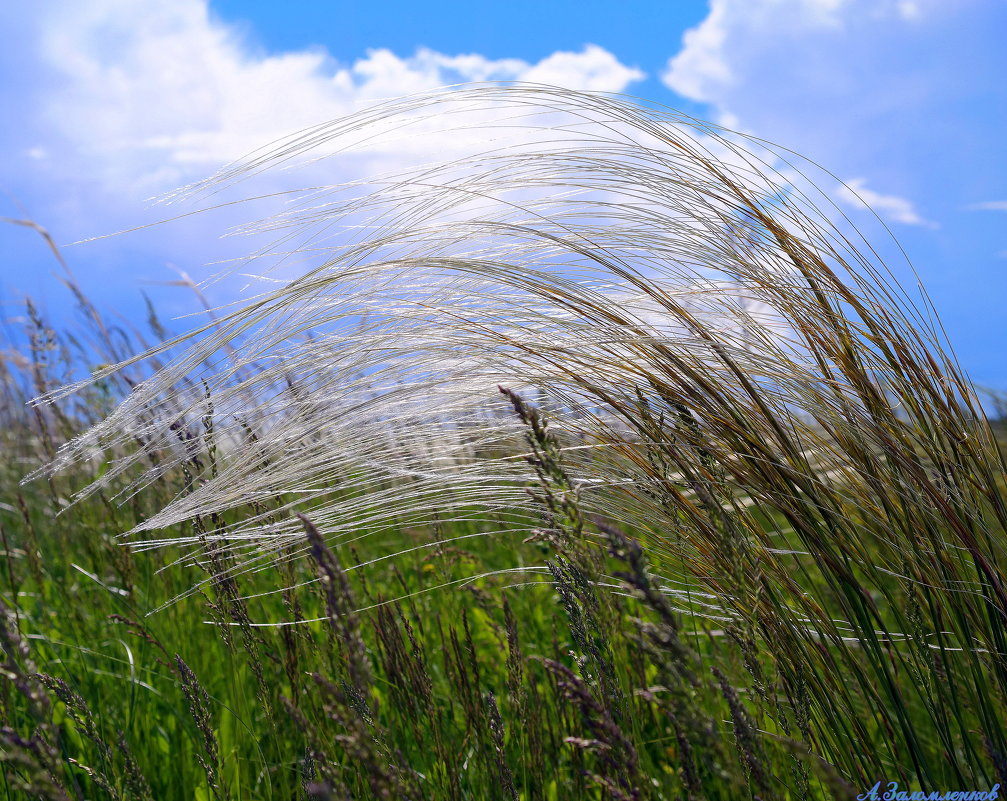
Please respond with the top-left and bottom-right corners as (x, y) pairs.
(836, 178), (937, 228)
(967, 201), (1007, 212)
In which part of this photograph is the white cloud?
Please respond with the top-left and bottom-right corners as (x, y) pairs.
(660, 1), (734, 107)
(968, 201), (1007, 212)
(662, 0), (944, 112)
(522, 45), (645, 93)
(21, 0), (643, 198)
(662, 0), (863, 110)
(837, 177), (937, 228)
(658, 0), (978, 232)
(0, 0), (656, 314)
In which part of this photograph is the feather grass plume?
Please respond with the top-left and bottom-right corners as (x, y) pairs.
(27, 86), (1007, 779)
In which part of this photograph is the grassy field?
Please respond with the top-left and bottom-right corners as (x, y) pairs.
(1, 332), (824, 801)
(3, 88), (1007, 800)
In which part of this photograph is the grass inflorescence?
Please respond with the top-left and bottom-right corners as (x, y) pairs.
(2, 86), (1007, 799)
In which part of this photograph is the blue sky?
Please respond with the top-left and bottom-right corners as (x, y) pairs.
(1, 1), (1005, 389)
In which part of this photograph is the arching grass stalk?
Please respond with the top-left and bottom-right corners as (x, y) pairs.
(30, 85), (1007, 787)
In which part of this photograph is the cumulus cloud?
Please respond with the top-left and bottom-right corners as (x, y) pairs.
(0, 0), (653, 315)
(662, 0), (940, 114)
(18, 0), (643, 199)
(661, 1), (734, 109)
(521, 45), (645, 92)
(657, 0), (1007, 237)
(836, 178), (936, 228)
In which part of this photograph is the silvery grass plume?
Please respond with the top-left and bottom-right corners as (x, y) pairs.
(28, 85), (1007, 668)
